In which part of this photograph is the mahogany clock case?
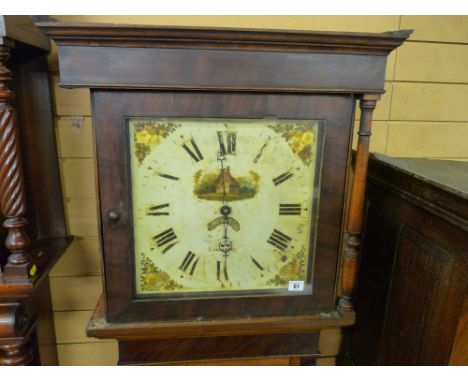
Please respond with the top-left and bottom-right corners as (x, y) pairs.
(33, 20), (413, 365)
(94, 90), (355, 323)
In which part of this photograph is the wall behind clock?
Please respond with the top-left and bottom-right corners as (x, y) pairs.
(45, 15), (468, 365)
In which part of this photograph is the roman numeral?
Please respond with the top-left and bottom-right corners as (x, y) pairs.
(182, 138), (204, 162)
(267, 229), (292, 251)
(146, 203), (169, 216)
(157, 172), (179, 181)
(217, 131), (236, 156)
(179, 251), (199, 275)
(227, 132), (236, 155)
(251, 256), (264, 271)
(279, 203), (302, 216)
(273, 171), (294, 186)
(153, 228), (178, 254)
(217, 260), (229, 281)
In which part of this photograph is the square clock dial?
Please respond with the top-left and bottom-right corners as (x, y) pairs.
(128, 118), (325, 296)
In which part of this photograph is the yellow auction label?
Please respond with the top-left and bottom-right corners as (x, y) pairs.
(29, 264), (37, 277)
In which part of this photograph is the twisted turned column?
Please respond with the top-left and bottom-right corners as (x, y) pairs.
(338, 95), (379, 313)
(0, 45), (33, 279)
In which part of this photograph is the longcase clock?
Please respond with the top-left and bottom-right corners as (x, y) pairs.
(36, 19), (411, 365)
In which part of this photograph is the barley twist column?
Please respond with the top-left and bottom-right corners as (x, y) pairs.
(0, 44), (32, 279)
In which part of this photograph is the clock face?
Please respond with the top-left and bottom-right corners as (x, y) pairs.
(128, 118), (325, 296)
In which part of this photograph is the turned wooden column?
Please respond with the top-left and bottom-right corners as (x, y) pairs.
(0, 44), (33, 279)
(338, 94), (380, 312)
(0, 304), (34, 365)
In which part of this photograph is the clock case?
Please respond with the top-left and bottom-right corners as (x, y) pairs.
(36, 20), (411, 360)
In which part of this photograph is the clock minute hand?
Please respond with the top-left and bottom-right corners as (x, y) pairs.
(217, 153), (228, 208)
(206, 154), (239, 230)
(216, 153), (233, 257)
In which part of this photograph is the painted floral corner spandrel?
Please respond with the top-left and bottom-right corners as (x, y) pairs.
(140, 253), (183, 291)
(132, 120), (179, 164)
(267, 247), (307, 287)
(268, 122), (318, 166)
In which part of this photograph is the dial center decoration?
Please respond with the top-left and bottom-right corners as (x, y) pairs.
(128, 118), (325, 295)
(193, 168), (260, 202)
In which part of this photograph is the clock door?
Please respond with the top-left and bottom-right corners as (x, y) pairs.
(93, 90), (355, 322)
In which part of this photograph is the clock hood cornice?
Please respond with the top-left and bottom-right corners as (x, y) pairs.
(31, 18), (412, 93)
(34, 18), (412, 55)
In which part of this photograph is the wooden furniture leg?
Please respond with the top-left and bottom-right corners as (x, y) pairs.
(0, 303), (34, 365)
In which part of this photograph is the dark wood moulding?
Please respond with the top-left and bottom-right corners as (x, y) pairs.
(34, 19), (412, 54)
(87, 296), (355, 340)
(35, 19), (412, 93)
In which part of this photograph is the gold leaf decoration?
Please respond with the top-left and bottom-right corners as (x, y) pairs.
(132, 120), (179, 164)
(140, 253), (183, 291)
(268, 122), (317, 166)
(267, 247), (307, 287)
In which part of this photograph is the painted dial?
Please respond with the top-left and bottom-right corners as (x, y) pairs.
(129, 118), (324, 295)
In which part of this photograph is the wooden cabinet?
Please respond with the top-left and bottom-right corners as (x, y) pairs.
(0, 16), (72, 365)
(341, 154), (468, 365)
(36, 18), (411, 365)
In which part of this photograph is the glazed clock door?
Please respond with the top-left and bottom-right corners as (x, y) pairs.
(128, 118), (325, 297)
(93, 91), (355, 322)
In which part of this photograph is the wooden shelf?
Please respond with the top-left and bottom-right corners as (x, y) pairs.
(0, 236), (72, 298)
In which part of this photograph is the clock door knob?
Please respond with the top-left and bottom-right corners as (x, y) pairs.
(108, 209), (120, 222)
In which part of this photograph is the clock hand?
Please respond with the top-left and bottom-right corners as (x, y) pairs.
(206, 159), (238, 256)
(216, 152), (233, 284)
(253, 136), (271, 163)
(217, 152), (229, 210)
(216, 153), (232, 250)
